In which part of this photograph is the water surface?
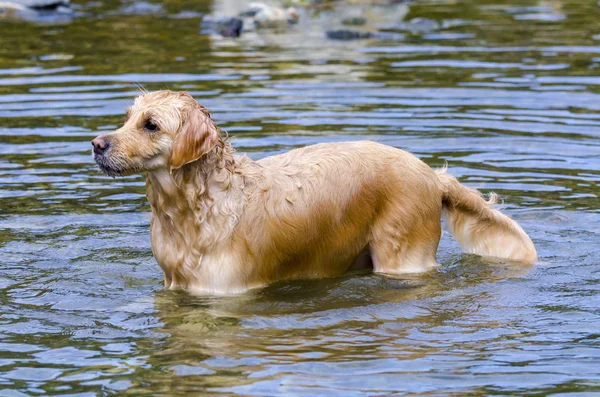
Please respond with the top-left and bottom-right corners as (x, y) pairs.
(1, 0), (600, 395)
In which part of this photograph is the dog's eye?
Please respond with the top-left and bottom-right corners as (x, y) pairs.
(144, 121), (158, 132)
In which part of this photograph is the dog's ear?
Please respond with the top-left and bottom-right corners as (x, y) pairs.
(170, 105), (219, 171)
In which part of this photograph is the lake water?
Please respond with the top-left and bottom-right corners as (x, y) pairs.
(1, 0), (599, 395)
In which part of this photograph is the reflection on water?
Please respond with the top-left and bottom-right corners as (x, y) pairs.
(1, 0), (600, 395)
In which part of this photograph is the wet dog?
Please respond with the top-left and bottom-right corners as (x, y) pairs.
(92, 90), (537, 294)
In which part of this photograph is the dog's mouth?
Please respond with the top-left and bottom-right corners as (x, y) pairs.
(93, 151), (137, 177)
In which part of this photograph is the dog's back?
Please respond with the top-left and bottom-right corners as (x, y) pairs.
(238, 141), (444, 278)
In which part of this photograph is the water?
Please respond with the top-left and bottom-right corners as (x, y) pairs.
(1, 0), (599, 395)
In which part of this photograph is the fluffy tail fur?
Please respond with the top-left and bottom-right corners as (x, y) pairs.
(436, 170), (537, 265)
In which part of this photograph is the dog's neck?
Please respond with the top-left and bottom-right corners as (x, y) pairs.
(146, 139), (235, 197)
(145, 139), (247, 248)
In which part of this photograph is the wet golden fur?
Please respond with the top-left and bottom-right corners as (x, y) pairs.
(92, 90), (537, 294)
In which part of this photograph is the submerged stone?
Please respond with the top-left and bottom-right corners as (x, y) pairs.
(326, 29), (375, 40)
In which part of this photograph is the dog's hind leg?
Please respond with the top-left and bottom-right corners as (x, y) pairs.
(370, 213), (442, 275)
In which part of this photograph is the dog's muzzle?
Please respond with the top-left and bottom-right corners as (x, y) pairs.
(91, 136), (126, 176)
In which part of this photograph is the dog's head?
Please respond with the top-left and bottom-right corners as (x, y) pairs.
(92, 90), (220, 176)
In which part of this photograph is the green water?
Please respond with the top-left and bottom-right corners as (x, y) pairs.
(1, 0), (599, 395)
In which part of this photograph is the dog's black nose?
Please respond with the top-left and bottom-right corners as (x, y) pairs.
(91, 137), (108, 154)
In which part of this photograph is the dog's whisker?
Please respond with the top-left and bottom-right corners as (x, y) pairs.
(132, 82), (148, 95)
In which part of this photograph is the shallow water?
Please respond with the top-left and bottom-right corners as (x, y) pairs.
(1, 0), (600, 395)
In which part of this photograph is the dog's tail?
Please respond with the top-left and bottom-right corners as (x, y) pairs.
(436, 169), (537, 264)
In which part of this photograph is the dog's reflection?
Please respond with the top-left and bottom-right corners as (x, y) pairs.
(127, 257), (533, 394)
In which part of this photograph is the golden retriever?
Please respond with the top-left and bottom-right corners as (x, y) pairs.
(92, 90), (537, 294)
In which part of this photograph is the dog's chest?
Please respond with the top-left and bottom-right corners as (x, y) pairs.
(149, 215), (253, 294)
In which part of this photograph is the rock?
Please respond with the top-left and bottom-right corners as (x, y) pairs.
(326, 29), (374, 40)
(201, 16), (244, 38)
(325, 29), (405, 41)
(240, 2), (299, 27)
(0, 0), (72, 21)
(0, 0), (69, 11)
(341, 16), (367, 26)
(119, 1), (164, 16)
